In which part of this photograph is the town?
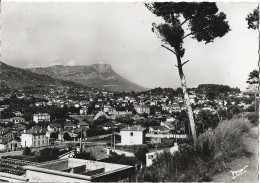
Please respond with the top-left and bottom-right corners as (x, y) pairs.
(0, 1), (258, 182)
(0, 81), (258, 181)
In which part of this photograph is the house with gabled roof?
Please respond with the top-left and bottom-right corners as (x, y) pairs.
(0, 137), (21, 151)
(64, 122), (77, 130)
(47, 123), (62, 132)
(77, 121), (89, 129)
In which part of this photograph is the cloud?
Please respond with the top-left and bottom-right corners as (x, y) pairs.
(25, 62), (45, 68)
(66, 60), (76, 66)
(49, 62), (61, 66)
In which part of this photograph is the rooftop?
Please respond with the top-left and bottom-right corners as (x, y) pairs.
(34, 113), (50, 116)
(23, 158), (133, 182)
(121, 125), (146, 131)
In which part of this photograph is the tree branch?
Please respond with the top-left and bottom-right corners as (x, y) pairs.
(182, 32), (194, 39)
(182, 60), (190, 66)
(180, 18), (190, 26)
(161, 45), (177, 55)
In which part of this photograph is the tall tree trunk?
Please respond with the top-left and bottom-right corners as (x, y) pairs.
(176, 55), (197, 146)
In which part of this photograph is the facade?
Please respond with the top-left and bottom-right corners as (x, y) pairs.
(134, 105), (150, 114)
(162, 104), (181, 113)
(119, 125), (145, 145)
(33, 113), (50, 123)
(80, 107), (88, 115)
(0, 119), (10, 124)
(0, 137), (9, 151)
(0, 138), (21, 151)
(21, 129), (49, 148)
(0, 128), (16, 140)
(103, 105), (115, 113)
(78, 122), (89, 128)
(10, 117), (25, 124)
(47, 123), (61, 132)
(64, 122), (77, 130)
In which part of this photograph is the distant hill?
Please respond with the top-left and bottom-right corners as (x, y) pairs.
(0, 61), (84, 91)
(27, 64), (148, 92)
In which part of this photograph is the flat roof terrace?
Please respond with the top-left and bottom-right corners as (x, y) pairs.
(23, 158), (134, 182)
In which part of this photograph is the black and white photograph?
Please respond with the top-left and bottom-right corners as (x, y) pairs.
(0, 0), (259, 182)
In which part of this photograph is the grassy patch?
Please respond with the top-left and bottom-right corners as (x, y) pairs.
(134, 118), (252, 182)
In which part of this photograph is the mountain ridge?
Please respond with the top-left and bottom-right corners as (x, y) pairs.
(0, 61), (86, 91)
(27, 63), (148, 92)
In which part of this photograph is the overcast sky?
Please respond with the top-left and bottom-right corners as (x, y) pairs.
(1, 2), (258, 90)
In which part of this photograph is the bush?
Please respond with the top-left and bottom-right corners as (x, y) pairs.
(134, 146), (149, 164)
(198, 118), (252, 160)
(101, 151), (138, 166)
(74, 151), (96, 160)
(37, 148), (60, 162)
(115, 144), (148, 153)
(23, 147), (32, 156)
(244, 112), (259, 126)
(135, 117), (252, 182)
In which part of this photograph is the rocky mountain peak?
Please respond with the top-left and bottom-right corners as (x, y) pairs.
(92, 64), (112, 73)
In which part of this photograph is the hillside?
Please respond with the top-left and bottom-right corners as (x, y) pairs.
(27, 64), (148, 92)
(0, 61), (84, 91)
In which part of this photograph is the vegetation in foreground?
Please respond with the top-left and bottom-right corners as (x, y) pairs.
(134, 117), (253, 182)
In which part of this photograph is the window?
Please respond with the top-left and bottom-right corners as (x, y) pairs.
(42, 140), (44, 145)
(130, 132), (133, 136)
(148, 155), (154, 159)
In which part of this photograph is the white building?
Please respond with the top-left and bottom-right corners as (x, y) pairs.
(10, 117), (25, 124)
(162, 104), (181, 113)
(33, 113), (50, 123)
(104, 105), (116, 113)
(119, 125), (145, 145)
(134, 105), (150, 114)
(79, 107), (88, 115)
(21, 128), (49, 148)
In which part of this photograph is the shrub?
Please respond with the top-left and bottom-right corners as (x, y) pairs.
(115, 144), (148, 153)
(74, 151), (96, 161)
(101, 151), (138, 166)
(134, 146), (149, 164)
(23, 147), (32, 156)
(198, 118), (252, 160)
(244, 112), (259, 126)
(135, 117), (252, 182)
(37, 148), (60, 162)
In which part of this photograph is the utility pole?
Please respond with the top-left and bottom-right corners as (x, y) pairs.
(113, 132), (115, 150)
(80, 126), (82, 152)
(110, 134), (112, 149)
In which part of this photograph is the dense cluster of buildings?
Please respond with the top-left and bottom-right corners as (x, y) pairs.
(0, 85), (256, 181)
